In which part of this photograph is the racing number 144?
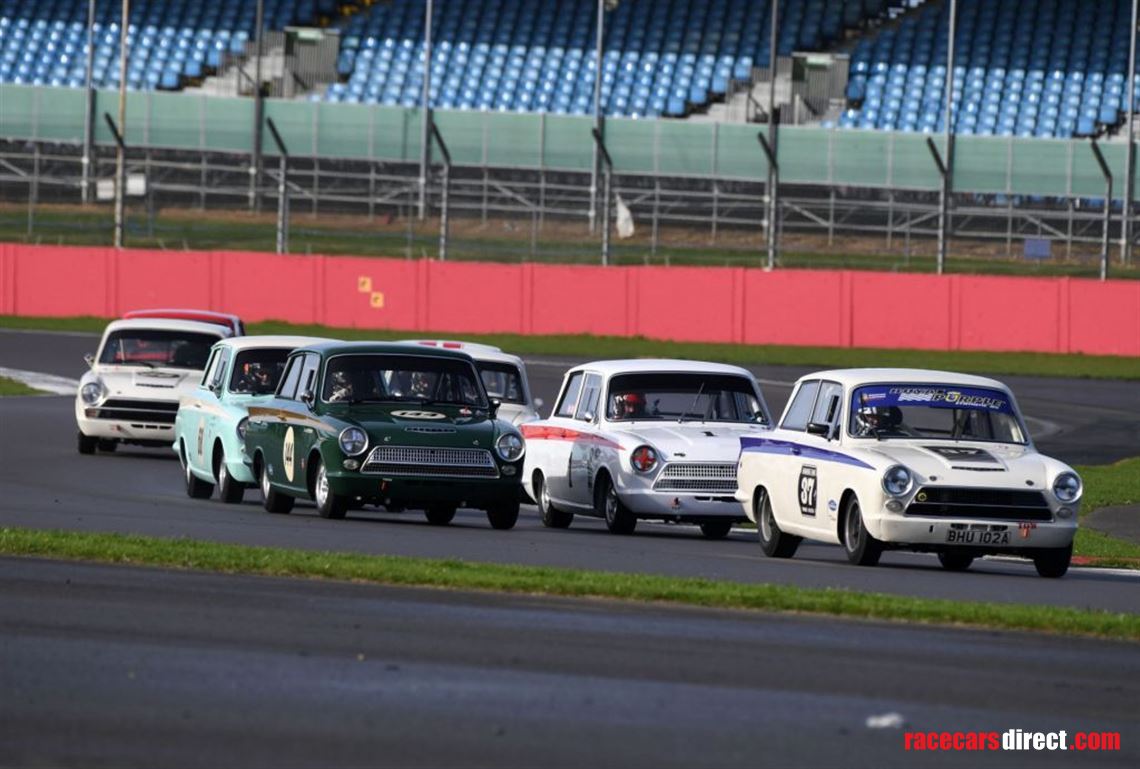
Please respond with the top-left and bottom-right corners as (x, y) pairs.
(798, 465), (817, 516)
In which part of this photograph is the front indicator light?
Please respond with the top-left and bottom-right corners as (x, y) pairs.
(1056, 507), (1073, 520)
(343, 459), (360, 471)
(885, 499), (904, 513)
(502, 465), (517, 476)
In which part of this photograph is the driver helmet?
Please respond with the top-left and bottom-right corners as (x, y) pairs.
(856, 405), (902, 433)
(617, 392), (646, 418)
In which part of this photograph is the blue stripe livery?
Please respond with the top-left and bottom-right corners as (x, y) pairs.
(739, 436), (874, 470)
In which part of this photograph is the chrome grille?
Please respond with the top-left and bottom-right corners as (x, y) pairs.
(653, 463), (738, 493)
(361, 445), (498, 479)
(404, 426), (457, 434)
(906, 486), (1052, 522)
(91, 398), (179, 425)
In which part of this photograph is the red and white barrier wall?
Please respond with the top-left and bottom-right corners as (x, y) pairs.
(1, 243), (1137, 356)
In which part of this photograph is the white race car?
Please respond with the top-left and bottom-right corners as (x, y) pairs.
(521, 359), (772, 538)
(75, 317), (234, 453)
(399, 340), (541, 425)
(736, 368), (1081, 577)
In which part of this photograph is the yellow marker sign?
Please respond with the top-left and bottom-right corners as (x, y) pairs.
(358, 276), (372, 293)
(370, 292), (385, 309)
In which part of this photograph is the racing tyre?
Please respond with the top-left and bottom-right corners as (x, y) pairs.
(184, 454), (215, 500)
(756, 488), (801, 558)
(937, 551), (975, 571)
(1033, 544), (1072, 579)
(96, 439), (117, 453)
(260, 460), (294, 515)
(77, 431), (97, 455)
(535, 472), (573, 529)
(699, 519), (734, 540)
(486, 500), (520, 530)
(598, 475), (637, 535)
(424, 505), (457, 526)
(216, 458), (244, 505)
(314, 459), (348, 520)
(842, 496), (883, 567)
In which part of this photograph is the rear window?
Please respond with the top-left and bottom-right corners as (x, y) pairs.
(98, 329), (219, 370)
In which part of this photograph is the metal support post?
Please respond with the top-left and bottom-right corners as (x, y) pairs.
(429, 121), (452, 261)
(926, 136), (949, 272)
(592, 127), (614, 266)
(1091, 140), (1113, 281)
(417, 0), (433, 220)
(266, 118), (290, 254)
(114, 0), (129, 249)
(1122, 0), (1138, 265)
(249, 0), (265, 212)
(104, 113), (127, 248)
(938, 0), (957, 275)
(757, 132), (779, 268)
(27, 142), (39, 237)
(589, 0), (605, 233)
(81, 0), (96, 204)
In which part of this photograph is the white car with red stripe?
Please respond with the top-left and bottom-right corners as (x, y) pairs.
(521, 359), (772, 538)
(398, 340), (541, 426)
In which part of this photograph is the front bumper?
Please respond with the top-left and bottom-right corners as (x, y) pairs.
(76, 413), (175, 443)
(326, 469), (521, 510)
(618, 486), (746, 520)
(877, 515), (1076, 551)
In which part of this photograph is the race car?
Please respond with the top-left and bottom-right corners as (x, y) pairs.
(75, 316), (234, 454)
(521, 359), (772, 538)
(173, 335), (331, 503)
(242, 341), (526, 528)
(399, 340), (541, 425)
(735, 368), (1081, 577)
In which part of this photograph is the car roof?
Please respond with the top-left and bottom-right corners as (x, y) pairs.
(293, 340), (475, 361)
(122, 309), (243, 331)
(569, 359), (757, 378)
(102, 318), (232, 337)
(801, 368), (1010, 390)
(397, 339), (523, 365)
(210, 335), (333, 352)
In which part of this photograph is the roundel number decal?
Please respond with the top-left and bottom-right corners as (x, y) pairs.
(283, 426), (296, 483)
(391, 410), (447, 420)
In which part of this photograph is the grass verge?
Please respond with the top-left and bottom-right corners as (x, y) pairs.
(0, 375), (39, 396)
(1, 526), (1136, 641)
(1072, 457), (1140, 567)
(4, 314), (1139, 380)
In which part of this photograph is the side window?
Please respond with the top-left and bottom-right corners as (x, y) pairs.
(210, 349), (231, 391)
(810, 381), (843, 427)
(200, 349), (221, 387)
(555, 372), (585, 418)
(277, 355), (304, 400)
(781, 380), (820, 432)
(296, 354), (321, 400)
(574, 374), (602, 421)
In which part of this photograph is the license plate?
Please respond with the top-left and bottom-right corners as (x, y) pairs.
(946, 529), (1010, 545)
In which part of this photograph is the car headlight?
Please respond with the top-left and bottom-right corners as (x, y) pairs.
(1052, 472), (1082, 503)
(882, 465), (913, 496)
(495, 432), (525, 462)
(236, 417), (249, 441)
(338, 426), (369, 456)
(630, 445), (658, 473)
(80, 381), (105, 406)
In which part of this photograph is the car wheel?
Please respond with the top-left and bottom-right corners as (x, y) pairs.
(1033, 544), (1072, 578)
(937, 551), (974, 571)
(314, 459), (348, 520)
(424, 505), (457, 526)
(756, 488), (801, 558)
(96, 439), (117, 453)
(842, 496), (882, 566)
(597, 475), (636, 535)
(486, 500), (520, 530)
(260, 459), (294, 515)
(535, 472), (573, 529)
(184, 453), (214, 500)
(216, 457), (244, 505)
(77, 431), (97, 455)
(698, 519), (733, 539)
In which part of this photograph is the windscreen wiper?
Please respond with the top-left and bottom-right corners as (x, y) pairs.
(678, 382), (707, 423)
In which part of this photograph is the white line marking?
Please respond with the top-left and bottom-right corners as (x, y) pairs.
(865, 712), (906, 729)
(0, 327), (99, 338)
(0, 367), (80, 395)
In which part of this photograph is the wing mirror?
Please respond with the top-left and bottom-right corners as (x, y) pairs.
(488, 398), (501, 419)
(806, 421), (833, 438)
(300, 389), (315, 406)
(84, 353), (94, 368)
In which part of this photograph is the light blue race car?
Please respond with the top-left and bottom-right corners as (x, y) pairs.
(174, 335), (331, 503)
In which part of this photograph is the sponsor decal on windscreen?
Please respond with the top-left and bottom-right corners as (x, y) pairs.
(853, 385), (1015, 414)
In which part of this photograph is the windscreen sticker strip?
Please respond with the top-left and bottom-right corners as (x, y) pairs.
(852, 385), (1015, 414)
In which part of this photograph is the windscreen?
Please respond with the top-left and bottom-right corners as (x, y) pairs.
(322, 354), (488, 408)
(229, 348), (293, 395)
(98, 329), (218, 370)
(607, 373), (768, 424)
(848, 384), (1026, 444)
(477, 362), (526, 404)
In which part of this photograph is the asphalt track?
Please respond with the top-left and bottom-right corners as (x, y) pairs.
(2, 557), (1137, 768)
(1, 329), (1139, 767)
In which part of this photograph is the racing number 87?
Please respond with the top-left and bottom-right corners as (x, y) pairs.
(798, 465), (817, 516)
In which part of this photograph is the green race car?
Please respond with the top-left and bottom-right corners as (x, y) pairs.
(243, 341), (525, 529)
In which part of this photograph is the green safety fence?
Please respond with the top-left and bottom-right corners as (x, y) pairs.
(0, 83), (1134, 199)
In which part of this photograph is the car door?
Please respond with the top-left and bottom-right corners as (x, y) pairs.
(276, 352), (322, 495)
(250, 352), (305, 487)
(567, 373), (603, 504)
(183, 347), (224, 475)
(537, 371), (585, 506)
(793, 380), (843, 535)
(769, 379), (820, 524)
(198, 346), (232, 473)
